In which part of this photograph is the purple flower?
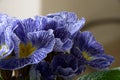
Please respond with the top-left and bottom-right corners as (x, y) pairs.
(0, 18), (55, 70)
(51, 53), (85, 79)
(36, 11), (85, 52)
(71, 31), (114, 69)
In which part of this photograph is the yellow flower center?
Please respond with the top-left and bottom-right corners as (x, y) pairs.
(82, 51), (92, 61)
(19, 43), (36, 58)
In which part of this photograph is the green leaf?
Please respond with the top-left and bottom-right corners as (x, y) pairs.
(0, 75), (3, 80)
(77, 67), (120, 80)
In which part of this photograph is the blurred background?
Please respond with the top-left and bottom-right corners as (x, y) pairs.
(0, 0), (120, 74)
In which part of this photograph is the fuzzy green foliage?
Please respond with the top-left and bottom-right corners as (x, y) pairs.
(78, 67), (120, 80)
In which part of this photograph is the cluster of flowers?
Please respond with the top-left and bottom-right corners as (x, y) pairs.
(0, 11), (114, 80)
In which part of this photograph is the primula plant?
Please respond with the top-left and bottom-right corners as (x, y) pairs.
(0, 11), (119, 80)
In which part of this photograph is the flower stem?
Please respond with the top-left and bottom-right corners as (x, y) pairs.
(0, 69), (12, 80)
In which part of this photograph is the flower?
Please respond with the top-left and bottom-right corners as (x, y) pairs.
(71, 31), (114, 69)
(36, 11), (85, 52)
(0, 14), (17, 59)
(51, 53), (85, 79)
(0, 18), (55, 70)
(0, 11), (115, 80)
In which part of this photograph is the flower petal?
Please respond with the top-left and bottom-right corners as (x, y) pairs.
(54, 38), (73, 52)
(0, 27), (14, 59)
(0, 30), (55, 70)
(47, 11), (85, 36)
(36, 61), (56, 80)
(66, 17), (85, 36)
(27, 29), (54, 48)
(88, 54), (114, 69)
(0, 47), (53, 70)
(14, 18), (40, 43)
(47, 11), (78, 23)
(53, 28), (72, 52)
(74, 31), (104, 55)
(51, 53), (85, 78)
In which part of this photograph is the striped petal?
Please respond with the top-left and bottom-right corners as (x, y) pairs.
(0, 30), (55, 70)
(88, 54), (114, 69)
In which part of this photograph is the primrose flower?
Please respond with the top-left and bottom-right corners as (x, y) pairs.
(0, 18), (55, 70)
(51, 53), (85, 79)
(0, 14), (17, 59)
(71, 31), (114, 69)
(36, 11), (85, 52)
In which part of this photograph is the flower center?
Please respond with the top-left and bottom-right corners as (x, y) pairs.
(19, 43), (36, 58)
(82, 51), (92, 61)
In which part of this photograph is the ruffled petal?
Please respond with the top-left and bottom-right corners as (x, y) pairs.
(27, 29), (54, 48)
(53, 28), (72, 52)
(51, 53), (85, 78)
(14, 18), (40, 43)
(66, 17), (85, 36)
(54, 38), (73, 52)
(88, 54), (114, 69)
(0, 29), (55, 70)
(47, 11), (78, 23)
(0, 46), (54, 70)
(36, 61), (56, 80)
(74, 31), (104, 54)
(0, 27), (14, 59)
(54, 28), (71, 42)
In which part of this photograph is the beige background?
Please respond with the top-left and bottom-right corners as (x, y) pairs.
(0, 0), (120, 71)
(0, 0), (41, 18)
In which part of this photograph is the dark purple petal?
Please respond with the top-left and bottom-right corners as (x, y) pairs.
(43, 19), (57, 30)
(53, 28), (72, 52)
(35, 16), (58, 30)
(51, 53), (85, 78)
(56, 67), (75, 78)
(71, 46), (84, 61)
(36, 61), (56, 80)
(54, 28), (71, 42)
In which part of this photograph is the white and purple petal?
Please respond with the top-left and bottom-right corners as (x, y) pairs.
(88, 54), (114, 69)
(14, 18), (40, 43)
(73, 31), (104, 55)
(47, 11), (78, 23)
(47, 11), (85, 37)
(0, 17), (16, 59)
(66, 17), (85, 37)
(54, 38), (73, 52)
(53, 28), (73, 52)
(0, 30), (55, 70)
